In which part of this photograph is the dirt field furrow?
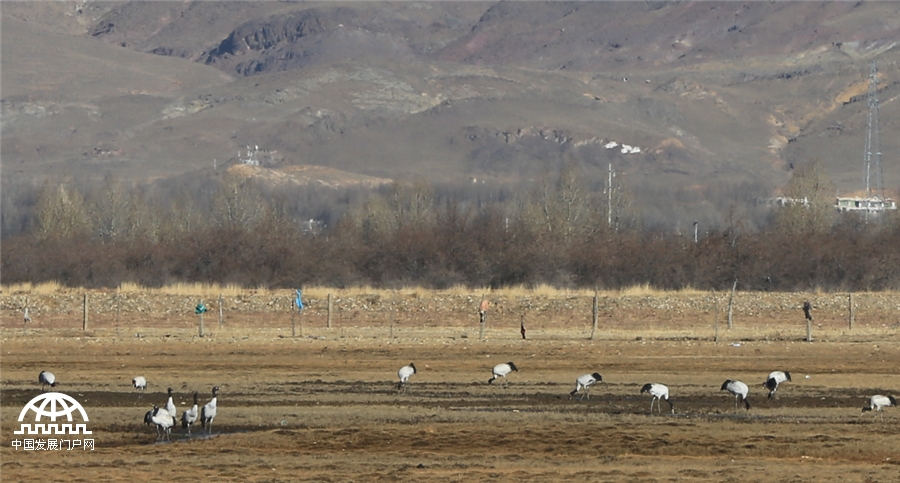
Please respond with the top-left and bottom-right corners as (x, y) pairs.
(2, 294), (899, 482)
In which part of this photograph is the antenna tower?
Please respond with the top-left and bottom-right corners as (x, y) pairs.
(863, 61), (885, 198)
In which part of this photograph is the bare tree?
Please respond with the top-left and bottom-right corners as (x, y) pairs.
(212, 172), (266, 229)
(157, 194), (206, 242)
(88, 174), (132, 241)
(386, 178), (435, 230)
(527, 162), (592, 243)
(774, 158), (835, 234)
(33, 179), (90, 240)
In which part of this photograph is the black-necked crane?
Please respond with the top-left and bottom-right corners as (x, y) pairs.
(397, 363), (416, 391)
(182, 392), (199, 435)
(488, 362), (518, 386)
(641, 383), (674, 414)
(39, 371), (56, 392)
(763, 371), (791, 399)
(861, 395), (896, 423)
(143, 408), (154, 427)
(132, 376), (147, 402)
(201, 386), (219, 434)
(569, 373), (602, 400)
(721, 379), (751, 411)
(164, 387), (176, 417)
(148, 406), (175, 441)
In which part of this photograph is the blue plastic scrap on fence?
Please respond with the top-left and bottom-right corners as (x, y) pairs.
(295, 290), (303, 312)
(195, 304), (208, 314)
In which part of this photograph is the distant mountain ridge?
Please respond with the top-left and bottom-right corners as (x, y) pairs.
(2, 1), (899, 229)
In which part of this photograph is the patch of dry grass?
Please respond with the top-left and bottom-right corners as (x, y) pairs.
(2, 281), (65, 294)
(2, 282), (894, 304)
(116, 282), (257, 296)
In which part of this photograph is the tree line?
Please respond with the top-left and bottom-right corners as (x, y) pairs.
(2, 160), (899, 291)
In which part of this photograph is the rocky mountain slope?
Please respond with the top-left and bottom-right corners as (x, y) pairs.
(3, 1), (900, 229)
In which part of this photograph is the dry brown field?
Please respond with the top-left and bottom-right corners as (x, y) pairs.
(1, 290), (899, 482)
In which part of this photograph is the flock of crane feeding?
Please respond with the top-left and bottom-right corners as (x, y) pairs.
(132, 379), (218, 442)
(129, 377), (219, 442)
(400, 364), (896, 423)
(34, 365), (896, 443)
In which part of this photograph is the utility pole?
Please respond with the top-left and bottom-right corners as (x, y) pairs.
(863, 60), (883, 200)
(607, 164), (613, 227)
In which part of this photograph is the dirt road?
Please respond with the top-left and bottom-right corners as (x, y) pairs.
(2, 315), (899, 482)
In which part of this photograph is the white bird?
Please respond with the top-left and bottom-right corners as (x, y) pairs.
(488, 362), (519, 385)
(397, 363), (416, 391)
(488, 362), (518, 386)
(201, 386), (219, 434)
(569, 373), (603, 400)
(24, 308), (32, 324)
(721, 379), (751, 410)
(641, 383), (674, 414)
(861, 395), (896, 423)
(763, 371), (791, 399)
(164, 387), (177, 417)
(148, 406), (175, 441)
(132, 376), (147, 402)
(39, 371), (56, 391)
(181, 392), (199, 435)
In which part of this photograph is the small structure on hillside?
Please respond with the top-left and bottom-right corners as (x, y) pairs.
(764, 197), (809, 207)
(835, 196), (897, 213)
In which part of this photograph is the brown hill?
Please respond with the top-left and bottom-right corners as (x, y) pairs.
(2, 1), (900, 229)
(228, 163), (391, 189)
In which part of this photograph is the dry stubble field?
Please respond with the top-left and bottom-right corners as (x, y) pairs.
(1, 291), (899, 482)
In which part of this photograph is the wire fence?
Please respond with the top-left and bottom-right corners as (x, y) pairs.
(1, 291), (899, 342)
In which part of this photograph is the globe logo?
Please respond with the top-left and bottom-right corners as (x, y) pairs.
(18, 392), (89, 423)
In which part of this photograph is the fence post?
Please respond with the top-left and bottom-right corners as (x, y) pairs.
(83, 293), (89, 331)
(727, 279), (737, 330)
(299, 304), (304, 337)
(291, 303), (296, 337)
(590, 290), (599, 340)
(327, 293), (333, 329)
(713, 289), (720, 344)
(389, 290), (395, 340)
(198, 299), (205, 337)
(218, 294), (224, 329)
(848, 293), (854, 330)
(806, 316), (812, 342)
(479, 294), (487, 340)
(115, 294), (120, 338)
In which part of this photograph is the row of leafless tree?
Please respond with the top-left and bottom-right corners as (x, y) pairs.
(3, 162), (899, 290)
(3, 210), (899, 291)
